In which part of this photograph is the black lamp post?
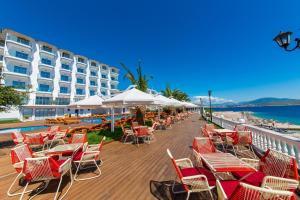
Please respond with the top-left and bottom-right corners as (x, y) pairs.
(273, 31), (300, 51)
(208, 90), (212, 122)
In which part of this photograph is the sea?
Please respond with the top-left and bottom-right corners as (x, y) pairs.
(213, 105), (300, 126)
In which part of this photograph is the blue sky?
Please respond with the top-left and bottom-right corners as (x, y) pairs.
(1, 0), (300, 102)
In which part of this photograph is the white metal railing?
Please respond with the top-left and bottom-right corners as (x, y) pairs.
(205, 115), (300, 166)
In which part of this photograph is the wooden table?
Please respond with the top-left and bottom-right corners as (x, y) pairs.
(200, 153), (256, 174)
(46, 143), (82, 156)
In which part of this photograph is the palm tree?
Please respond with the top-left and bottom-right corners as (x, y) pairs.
(120, 61), (153, 124)
(161, 85), (190, 102)
(120, 61), (152, 92)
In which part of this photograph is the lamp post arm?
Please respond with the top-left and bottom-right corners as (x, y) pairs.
(284, 38), (300, 52)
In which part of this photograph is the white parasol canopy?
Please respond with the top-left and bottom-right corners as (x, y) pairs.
(103, 88), (155, 107)
(153, 95), (176, 106)
(69, 95), (105, 108)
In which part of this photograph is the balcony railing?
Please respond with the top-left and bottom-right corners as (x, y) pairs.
(207, 115), (300, 167)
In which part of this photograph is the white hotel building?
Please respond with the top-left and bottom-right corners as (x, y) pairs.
(0, 29), (120, 121)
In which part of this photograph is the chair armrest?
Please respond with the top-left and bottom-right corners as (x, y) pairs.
(59, 158), (72, 174)
(262, 176), (299, 191)
(241, 158), (260, 170)
(182, 175), (210, 190)
(216, 179), (228, 200)
(87, 144), (99, 151)
(175, 158), (194, 168)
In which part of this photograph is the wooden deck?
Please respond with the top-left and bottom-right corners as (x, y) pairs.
(0, 114), (298, 200)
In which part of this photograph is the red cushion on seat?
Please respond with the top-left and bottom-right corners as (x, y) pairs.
(232, 171), (265, 186)
(180, 167), (216, 186)
(73, 151), (83, 161)
(220, 180), (240, 199)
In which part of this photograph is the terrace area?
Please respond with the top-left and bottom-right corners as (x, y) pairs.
(0, 114), (299, 199)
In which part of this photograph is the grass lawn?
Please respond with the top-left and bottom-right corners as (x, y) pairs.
(87, 126), (123, 144)
(0, 119), (21, 124)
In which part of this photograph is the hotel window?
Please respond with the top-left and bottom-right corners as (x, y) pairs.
(15, 51), (29, 60)
(76, 88), (84, 95)
(39, 84), (50, 92)
(91, 62), (97, 67)
(91, 71), (97, 76)
(0, 55), (3, 61)
(0, 40), (4, 46)
(40, 71), (50, 78)
(101, 91), (106, 96)
(77, 68), (84, 73)
(101, 74), (107, 79)
(102, 66), (107, 70)
(62, 52), (70, 58)
(111, 85), (116, 89)
(90, 90), (95, 96)
(61, 75), (69, 81)
(35, 97), (51, 105)
(77, 78), (84, 84)
(90, 80), (96, 86)
(13, 66), (27, 74)
(60, 87), (68, 93)
(77, 57), (85, 63)
(101, 83), (107, 87)
(111, 77), (116, 81)
(42, 45), (52, 53)
(17, 37), (30, 45)
(41, 58), (52, 66)
(111, 69), (116, 73)
(56, 98), (70, 105)
(61, 63), (70, 70)
(12, 81), (26, 89)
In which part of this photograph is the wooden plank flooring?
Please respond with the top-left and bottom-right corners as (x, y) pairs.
(0, 114), (298, 200)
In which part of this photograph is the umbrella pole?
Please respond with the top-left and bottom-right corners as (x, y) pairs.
(111, 107), (115, 132)
(158, 106), (161, 121)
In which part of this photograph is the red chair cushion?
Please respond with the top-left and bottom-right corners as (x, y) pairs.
(219, 180), (240, 199)
(180, 167), (216, 186)
(73, 151), (84, 161)
(232, 171), (265, 186)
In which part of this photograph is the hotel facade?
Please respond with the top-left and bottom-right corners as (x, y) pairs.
(0, 29), (120, 121)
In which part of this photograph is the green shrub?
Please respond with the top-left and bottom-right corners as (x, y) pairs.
(144, 120), (153, 127)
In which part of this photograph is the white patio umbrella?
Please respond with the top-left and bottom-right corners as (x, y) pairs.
(69, 95), (105, 108)
(153, 94), (175, 106)
(103, 88), (156, 132)
(169, 98), (185, 107)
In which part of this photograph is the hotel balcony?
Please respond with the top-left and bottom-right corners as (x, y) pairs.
(110, 68), (119, 76)
(76, 56), (87, 66)
(90, 71), (98, 77)
(6, 34), (32, 50)
(39, 58), (55, 70)
(5, 50), (32, 64)
(4, 78), (31, 92)
(60, 63), (72, 73)
(90, 61), (99, 69)
(39, 44), (56, 57)
(60, 51), (74, 63)
(59, 75), (72, 84)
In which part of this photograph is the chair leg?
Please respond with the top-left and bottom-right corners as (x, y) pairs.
(7, 172), (33, 197)
(57, 170), (73, 200)
(186, 191), (190, 200)
(19, 181), (29, 200)
(208, 190), (214, 200)
(74, 160), (102, 181)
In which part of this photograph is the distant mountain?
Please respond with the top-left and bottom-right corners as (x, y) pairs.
(214, 97), (300, 107)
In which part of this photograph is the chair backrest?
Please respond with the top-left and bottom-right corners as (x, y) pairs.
(11, 130), (24, 144)
(230, 182), (295, 200)
(24, 133), (44, 145)
(69, 133), (87, 144)
(234, 125), (248, 132)
(10, 144), (33, 172)
(260, 149), (299, 180)
(234, 131), (252, 145)
(192, 137), (216, 154)
(22, 157), (61, 182)
(201, 127), (209, 137)
(166, 149), (189, 192)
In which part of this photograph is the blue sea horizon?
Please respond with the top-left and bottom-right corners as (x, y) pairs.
(213, 105), (300, 126)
